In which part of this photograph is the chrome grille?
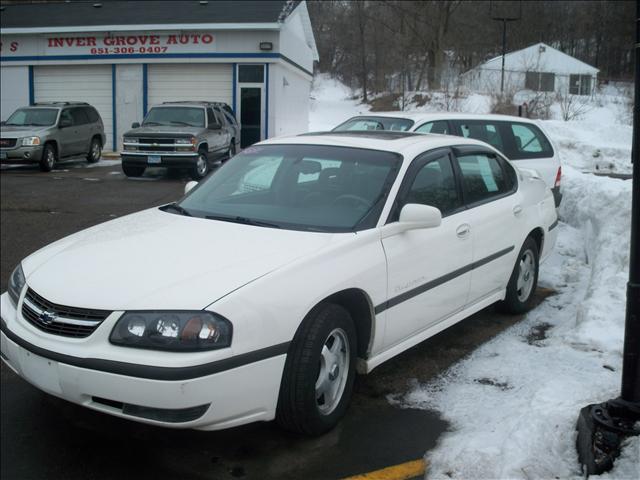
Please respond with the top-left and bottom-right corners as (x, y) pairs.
(21, 288), (111, 338)
(0, 138), (18, 149)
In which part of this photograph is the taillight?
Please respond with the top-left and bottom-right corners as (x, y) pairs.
(554, 167), (562, 188)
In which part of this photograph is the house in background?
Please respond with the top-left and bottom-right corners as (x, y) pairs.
(462, 42), (599, 96)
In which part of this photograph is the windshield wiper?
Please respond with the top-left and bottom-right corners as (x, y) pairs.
(142, 121), (164, 126)
(169, 121), (193, 127)
(161, 202), (193, 217)
(205, 214), (281, 229)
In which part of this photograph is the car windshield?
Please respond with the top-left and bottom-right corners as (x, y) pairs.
(143, 107), (205, 127)
(177, 144), (401, 232)
(5, 108), (58, 127)
(333, 116), (415, 132)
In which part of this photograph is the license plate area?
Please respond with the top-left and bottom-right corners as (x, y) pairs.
(148, 155), (161, 164)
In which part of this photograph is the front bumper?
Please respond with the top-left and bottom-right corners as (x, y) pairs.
(0, 291), (286, 431)
(120, 152), (199, 169)
(0, 145), (43, 164)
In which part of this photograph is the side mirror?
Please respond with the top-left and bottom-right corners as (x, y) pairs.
(59, 118), (72, 128)
(184, 181), (198, 194)
(380, 204), (442, 238)
(131, 122), (140, 129)
(208, 123), (222, 130)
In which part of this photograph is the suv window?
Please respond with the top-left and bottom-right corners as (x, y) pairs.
(414, 121), (450, 134)
(212, 107), (226, 126)
(207, 108), (216, 126)
(222, 110), (238, 126)
(83, 106), (100, 123)
(404, 155), (461, 215)
(69, 108), (89, 125)
(59, 109), (73, 126)
(457, 121), (504, 152)
(457, 153), (510, 205)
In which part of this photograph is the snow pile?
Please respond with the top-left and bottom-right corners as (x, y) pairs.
(308, 74), (371, 132)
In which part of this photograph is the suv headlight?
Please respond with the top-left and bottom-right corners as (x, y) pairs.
(8, 264), (26, 307)
(175, 137), (195, 145)
(122, 138), (137, 151)
(22, 136), (41, 146)
(110, 311), (232, 351)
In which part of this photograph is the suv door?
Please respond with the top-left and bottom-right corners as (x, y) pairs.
(206, 107), (226, 160)
(69, 107), (91, 154)
(57, 109), (81, 156)
(381, 149), (473, 348)
(452, 146), (522, 305)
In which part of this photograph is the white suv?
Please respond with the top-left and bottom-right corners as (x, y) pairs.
(333, 113), (562, 206)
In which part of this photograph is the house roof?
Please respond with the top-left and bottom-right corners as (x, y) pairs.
(474, 43), (599, 75)
(0, 1), (299, 30)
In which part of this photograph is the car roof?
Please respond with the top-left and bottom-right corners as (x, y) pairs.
(260, 131), (492, 155)
(342, 111), (540, 125)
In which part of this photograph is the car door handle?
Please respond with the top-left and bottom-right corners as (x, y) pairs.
(513, 205), (523, 216)
(456, 224), (471, 238)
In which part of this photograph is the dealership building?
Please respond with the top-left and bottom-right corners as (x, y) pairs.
(0, 0), (318, 150)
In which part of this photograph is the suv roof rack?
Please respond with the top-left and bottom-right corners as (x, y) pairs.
(161, 101), (229, 106)
(31, 101), (90, 106)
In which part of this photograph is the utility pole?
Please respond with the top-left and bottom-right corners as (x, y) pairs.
(490, 2), (521, 94)
(576, 1), (640, 474)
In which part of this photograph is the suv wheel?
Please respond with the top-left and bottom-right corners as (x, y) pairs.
(87, 138), (101, 163)
(40, 144), (57, 172)
(122, 164), (146, 177)
(190, 149), (209, 180)
(228, 141), (236, 160)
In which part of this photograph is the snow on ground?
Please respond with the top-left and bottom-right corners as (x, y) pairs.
(308, 76), (637, 479)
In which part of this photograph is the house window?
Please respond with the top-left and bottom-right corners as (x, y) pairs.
(525, 71), (555, 92)
(569, 74), (592, 95)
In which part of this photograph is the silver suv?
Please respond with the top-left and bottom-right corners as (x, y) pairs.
(0, 102), (106, 172)
(121, 101), (240, 180)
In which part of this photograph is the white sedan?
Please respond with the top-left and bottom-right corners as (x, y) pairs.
(1, 131), (558, 435)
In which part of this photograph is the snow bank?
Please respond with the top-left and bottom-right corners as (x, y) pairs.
(308, 73), (371, 132)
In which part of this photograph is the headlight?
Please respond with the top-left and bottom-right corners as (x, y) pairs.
(122, 138), (137, 152)
(110, 311), (232, 351)
(22, 136), (41, 146)
(175, 137), (195, 145)
(8, 264), (26, 307)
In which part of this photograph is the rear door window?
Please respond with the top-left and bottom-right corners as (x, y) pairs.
(414, 121), (450, 134)
(456, 153), (511, 205)
(508, 123), (553, 159)
(69, 108), (89, 125)
(83, 107), (100, 123)
(457, 121), (504, 152)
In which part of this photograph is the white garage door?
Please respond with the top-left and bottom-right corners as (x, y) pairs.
(147, 64), (233, 107)
(34, 65), (114, 150)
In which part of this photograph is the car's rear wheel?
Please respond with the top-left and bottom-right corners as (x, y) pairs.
(122, 164), (146, 177)
(39, 143), (57, 172)
(190, 149), (209, 180)
(276, 303), (356, 436)
(499, 236), (539, 314)
(87, 137), (101, 163)
(227, 140), (236, 161)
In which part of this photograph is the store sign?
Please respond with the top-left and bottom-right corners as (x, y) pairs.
(1, 32), (217, 58)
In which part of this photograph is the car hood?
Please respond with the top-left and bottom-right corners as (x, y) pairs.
(1, 125), (51, 137)
(124, 125), (201, 137)
(22, 208), (337, 311)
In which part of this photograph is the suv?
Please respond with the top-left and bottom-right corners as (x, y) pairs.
(121, 101), (240, 180)
(0, 102), (106, 172)
(333, 113), (563, 206)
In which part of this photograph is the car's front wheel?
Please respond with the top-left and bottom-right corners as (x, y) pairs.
(190, 149), (210, 180)
(39, 143), (57, 172)
(499, 236), (539, 314)
(276, 303), (357, 436)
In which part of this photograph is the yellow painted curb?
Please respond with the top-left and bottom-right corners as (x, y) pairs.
(342, 459), (427, 480)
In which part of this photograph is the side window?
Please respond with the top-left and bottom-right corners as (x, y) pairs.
(223, 110), (237, 126)
(403, 155), (461, 215)
(84, 107), (99, 123)
(206, 108), (216, 126)
(213, 108), (227, 126)
(510, 124), (543, 153)
(458, 121), (504, 152)
(59, 109), (73, 125)
(69, 108), (89, 125)
(414, 121), (449, 134)
(457, 153), (510, 204)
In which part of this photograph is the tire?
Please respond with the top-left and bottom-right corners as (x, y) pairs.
(39, 143), (57, 172)
(276, 303), (357, 436)
(122, 164), (146, 177)
(86, 137), (101, 163)
(227, 140), (236, 161)
(499, 236), (539, 314)
(190, 149), (209, 180)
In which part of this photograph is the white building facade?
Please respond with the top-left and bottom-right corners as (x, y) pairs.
(0, 0), (318, 151)
(462, 43), (599, 97)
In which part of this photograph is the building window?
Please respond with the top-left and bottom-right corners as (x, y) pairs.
(569, 74), (592, 95)
(525, 71), (555, 92)
(239, 65), (264, 83)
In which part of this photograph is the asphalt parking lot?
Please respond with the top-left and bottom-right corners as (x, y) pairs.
(1, 159), (552, 480)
